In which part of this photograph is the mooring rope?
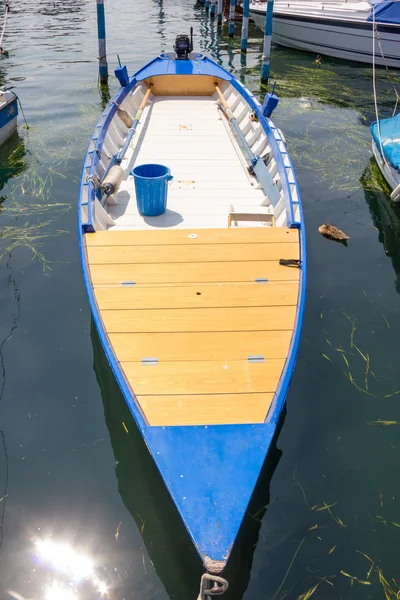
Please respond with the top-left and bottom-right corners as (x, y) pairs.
(371, 4), (390, 172)
(197, 573), (229, 600)
(0, 2), (10, 51)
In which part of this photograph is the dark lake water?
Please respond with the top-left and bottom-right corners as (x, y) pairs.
(1, 1), (400, 599)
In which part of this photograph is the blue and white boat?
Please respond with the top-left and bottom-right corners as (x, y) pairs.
(79, 34), (306, 593)
(371, 114), (400, 202)
(0, 89), (17, 146)
(250, 0), (400, 68)
(371, 113), (400, 200)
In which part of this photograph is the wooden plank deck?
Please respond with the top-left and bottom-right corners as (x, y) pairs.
(85, 227), (300, 426)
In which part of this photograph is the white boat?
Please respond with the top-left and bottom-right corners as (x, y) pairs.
(371, 113), (400, 200)
(249, 0), (400, 68)
(0, 89), (17, 145)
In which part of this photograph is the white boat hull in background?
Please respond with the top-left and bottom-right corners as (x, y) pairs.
(250, 3), (400, 68)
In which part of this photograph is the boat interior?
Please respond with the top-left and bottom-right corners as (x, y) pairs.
(82, 74), (302, 428)
(82, 76), (300, 232)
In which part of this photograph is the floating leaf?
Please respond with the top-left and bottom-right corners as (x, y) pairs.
(328, 545), (336, 554)
(122, 422), (129, 433)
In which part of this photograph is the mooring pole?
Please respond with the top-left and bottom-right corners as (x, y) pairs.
(261, 0), (274, 83)
(205, 0), (210, 9)
(97, 0), (108, 84)
(241, 0), (250, 52)
(210, 0), (216, 17)
(217, 0), (223, 23)
(228, 0), (235, 36)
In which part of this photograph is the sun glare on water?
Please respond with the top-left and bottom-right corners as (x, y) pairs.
(34, 539), (108, 599)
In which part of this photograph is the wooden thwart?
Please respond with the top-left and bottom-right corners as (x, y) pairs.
(137, 393), (275, 426)
(85, 227), (298, 246)
(87, 241), (299, 264)
(109, 330), (293, 362)
(90, 261), (300, 285)
(95, 282), (298, 310)
(102, 305), (296, 333)
(123, 359), (285, 395)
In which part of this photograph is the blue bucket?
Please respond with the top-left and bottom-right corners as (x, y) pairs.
(131, 163), (173, 217)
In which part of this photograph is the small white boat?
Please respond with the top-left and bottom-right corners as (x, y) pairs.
(249, 0), (400, 68)
(0, 89), (17, 145)
(79, 34), (306, 588)
(371, 114), (400, 200)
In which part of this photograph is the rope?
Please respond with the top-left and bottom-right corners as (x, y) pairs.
(371, 4), (390, 171)
(197, 573), (229, 600)
(0, 2), (10, 50)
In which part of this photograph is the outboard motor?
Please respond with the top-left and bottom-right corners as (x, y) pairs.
(174, 27), (194, 59)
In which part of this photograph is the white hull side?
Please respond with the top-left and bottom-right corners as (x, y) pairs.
(250, 9), (400, 68)
(372, 139), (400, 195)
(0, 117), (17, 146)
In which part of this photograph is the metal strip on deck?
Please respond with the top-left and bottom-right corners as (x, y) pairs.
(86, 227), (300, 425)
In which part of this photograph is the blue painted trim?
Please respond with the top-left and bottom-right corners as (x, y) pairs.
(78, 225), (149, 434)
(0, 97), (17, 129)
(241, 0), (250, 52)
(266, 201), (306, 423)
(229, 0), (236, 35)
(96, 2), (106, 40)
(264, 0), (273, 36)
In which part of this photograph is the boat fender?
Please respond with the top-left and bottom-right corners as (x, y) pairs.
(114, 64), (129, 87)
(102, 165), (124, 201)
(391, 182), (400, 203)
(116, 105), (134, 129)
(262, 91), (279, 118)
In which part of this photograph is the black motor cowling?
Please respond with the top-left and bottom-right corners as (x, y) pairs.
(174, 28), (193, 59)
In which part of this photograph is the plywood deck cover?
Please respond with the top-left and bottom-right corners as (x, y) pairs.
(85, 227), (300, 426)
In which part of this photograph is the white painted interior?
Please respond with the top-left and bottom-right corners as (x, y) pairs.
(91, 80), (294, 231)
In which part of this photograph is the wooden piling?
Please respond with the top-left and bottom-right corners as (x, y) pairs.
(241, 0), (250, 52)
(210, 0), (216, 17)
(97, 0), (108, 84)
(217, 0), (223, 23)
(228, 0), (235, 36)
(261, 0), (274, 83)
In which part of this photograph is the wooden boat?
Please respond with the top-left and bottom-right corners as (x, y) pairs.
(249, 0), (400, 69)
(93, 320), (283, 598)
(79, 36), (306, 591)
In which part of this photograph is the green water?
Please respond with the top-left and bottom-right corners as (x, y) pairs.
(1, 1), (400, 599)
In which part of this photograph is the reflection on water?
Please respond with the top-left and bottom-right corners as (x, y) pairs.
(361, 158), (400, 294)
